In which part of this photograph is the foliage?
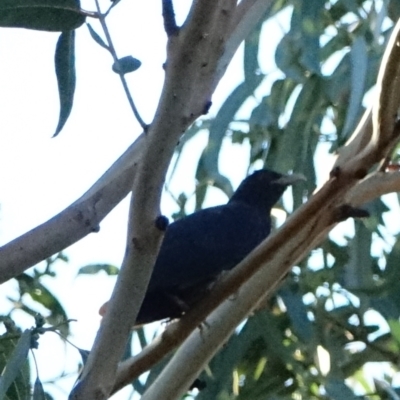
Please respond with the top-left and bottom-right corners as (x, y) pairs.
(2, 0), (400, 399)
(157, 1), (400, 399)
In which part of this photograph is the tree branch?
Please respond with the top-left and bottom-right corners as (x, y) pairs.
(70, 1), (241, 398)
(334, 19), (400, 174)
(110, 17), (400, 397)
(135, 18), (400, 398)
(111, 169), (400, 395)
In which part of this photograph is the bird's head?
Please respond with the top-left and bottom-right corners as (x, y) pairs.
(229, 169), (305, 211)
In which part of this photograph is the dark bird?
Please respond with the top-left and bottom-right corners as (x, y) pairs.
(100, 169), (303, 325)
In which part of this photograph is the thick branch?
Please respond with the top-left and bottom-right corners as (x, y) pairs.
(70, 1), (239, 398)
(136, 19), (400, 396)
(335, 18), (400, 173)
(138, 171), (400, 400)
(110, 16), (400, 394)
(111, 169), (400, 395)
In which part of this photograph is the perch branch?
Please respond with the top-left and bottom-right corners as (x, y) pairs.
(137, 18), (400, 399)
(334, 18), (400, 173)
(70, 1), (241, 398)
(111, 18), (400, 398)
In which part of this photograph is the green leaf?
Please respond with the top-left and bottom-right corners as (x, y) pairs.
(0, 330), (31, 399)
(0, 0), (85, 32)
(342, 221), (373, 290)
(112, 56), (141, 74)
(268, 75), (323, 202)
(388, 0), (400, 22)
(279, 285), (315, 343)
(340, 36), (368, 140)
(86, 23), (109, 50)
(325, 378), (360, 399)
(298, 0), (323, 74)
(388, 319), (400, 346)
(275, 34), (305, 81)
(33, 377), (46, 400)
(77, 264), (119, 275)
(53, 31), (76, 137)
(16, 274), (70, 337)
(53, 30), (76, 137)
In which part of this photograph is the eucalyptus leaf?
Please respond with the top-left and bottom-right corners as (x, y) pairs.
(0, 0), (85, 31)
(78, 264), (119, 276)
(112, 56), (141, 74)
(87, 23), (109, 50)
(53, 30), (76, 137)
(0, 330), (31, 399)
(33, 377), (46, 400)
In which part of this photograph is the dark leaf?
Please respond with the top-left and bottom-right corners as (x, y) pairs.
(0, 330), (31, 399)
(275, 34), (305, 81)
(77, 348), (90, 365)
(342, 221), (373, 290)
(33, 377), (46, 400)
(86, 23), (109, 50)
(279, 285), (315, 343)
(374, 378), (400, 400)
(16, 274), (70, 337)
(297, 0), (323, 74)
(388, 0), (400, 22)
(325, 378), (360, 399)
(112, 56), (141, 74)
(53, 30), (76, 137)
(340, 36), (368, 140)
(0, 0), (85, 32)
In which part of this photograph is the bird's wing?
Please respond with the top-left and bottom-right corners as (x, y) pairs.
(147, 203), (271, 292)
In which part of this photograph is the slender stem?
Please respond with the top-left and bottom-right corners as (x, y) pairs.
(104, 0), (122, 17)
(94, 0), (147, 130)
(31, 349), (40, 377)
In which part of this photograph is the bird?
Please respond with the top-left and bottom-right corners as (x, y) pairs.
(100, 169), (304, 325)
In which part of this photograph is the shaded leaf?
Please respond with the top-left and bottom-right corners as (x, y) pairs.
(86, 23), (108, 50)
(53, 30), (76, 137)
(297, 0), (323, 73)
(275, 34), (305, 82)
(15, 274), (70, 337)
(0, 330), (31, 399)
(325, 378), (360, 399)
(269, 75), (324, 195)
(340, 36), (368, 140)
(77, 348), (89, 365)
(374, 378), (400, 399)
(342, 221), (373, 290)
(388, 0), (400, 22)
(0, 0), (85, 32)
(33, 377), (46, 400)
(112, 56), (141, 74)
(279, 285), (315, 343)
(78, 264), (119, 276)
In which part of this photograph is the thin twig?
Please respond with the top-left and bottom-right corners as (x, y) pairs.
(94, 0), (147, 130)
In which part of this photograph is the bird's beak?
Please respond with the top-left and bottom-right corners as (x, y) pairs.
(273, 173), (307, 186)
